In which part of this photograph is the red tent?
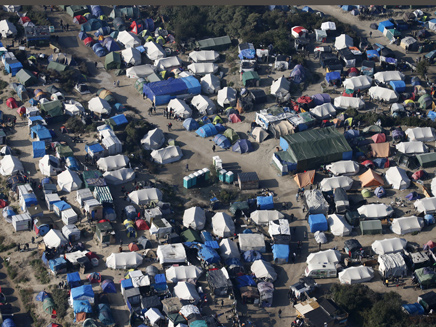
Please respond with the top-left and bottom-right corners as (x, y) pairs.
(348, 67), (359, 76)
(86, 251), (99, 261)
(98, 219), (109, 223)
(88, 272), (101, 283)
(0, 199), (7, 208)
(73, 15), (87, 24)
(297, 96), (312, 104)
(229, 113), (242, 123)
(17, 106), (26, 115)
(412, 170), (426, 181)
(84, 37), (94, 46)
(129, 243), (139, 252)
(19, 16), (31, 25)
(361, 160), (374, 168)
(6, 97), (18, 109)
(424, 240), (436, 250)
(135, 219), (149, 230)
(342, 89), (354, 97)
(130, 21), (143, 35)
(371, 133), (386, 143)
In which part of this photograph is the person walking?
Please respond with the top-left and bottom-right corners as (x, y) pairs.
(167, 122), (172, 131)
(186, 164), (189, 172)
(369, 31), (372, 38)
(60, 19), (63, 29)
(31, 236), (35, 244)
(151, 102), (156, 114)
(148, 107), (153, 116)
(278, 309), (282, 319)
(318, 242), (322, 251)
(66, 23), (69, 31)
(212, 145), (216, 152)
(116, 80), (120, 87)
(113, 81), (117, 87)
(296, 192), (300, 202)
(385, 279), (389, 287)
(221, 299), (224, 307)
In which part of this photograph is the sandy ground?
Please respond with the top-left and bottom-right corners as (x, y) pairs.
(1, 5), (436, 327)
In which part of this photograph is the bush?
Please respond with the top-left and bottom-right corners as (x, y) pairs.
(65, 116), (85, 134)
(0, 79), (8, 90)
(29, 259), (50, 284)
(51, 288), (68, 319)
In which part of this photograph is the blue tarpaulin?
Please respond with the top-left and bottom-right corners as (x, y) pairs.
(5, 61), (23, 77)
(121, 278), (133, 290)
(326, 71), (341, 83)
(236, 275), (256, 288)
(375, 186), (386, 198)
(32, 141), (46, 158)
(272, 243), (290, 263)
(35, 291), (50, 302)
(49, 257), (67, 272)
(2, 318), (16, 327)
(110, 114), (128, 126)
(73, 300), (93, 314)
(428, 111), (436, 121)
(366, 50), (379, 60)
(402, 303), (425, 316)
(53, 201), (72, 212)
(238, 49), (256, 60)
(31, 124), (52, 142)
(67, 272), (82, 288)
(243, 250), (262, 262)
(308, 214), (328, 233)
(86, 143), (105, 155)
(198, 246), (220, 264)
(71, 285), (94, 301)
(302, 6), (313, 12)
(257, 195), (274, 210)
(378, 20), (395, 33)
(204, 240), (219, 249)
(390, 80), (406, 93)
(66, 156), (80, 170)
(22, 193), (38, 208)
(143, 76), (201, 106)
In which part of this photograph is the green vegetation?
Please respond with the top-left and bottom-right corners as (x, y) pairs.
(65, 116), (86, 134)
(0, 235), (17, 252)
(19, 287), (45, 327)
(29, 259), (50, 284)
(417, 60), (430, 78)
(0, 79), (8, 90)
(4, 260), (17, 280)
(218, 189), (237, 204)
(51, 288), (68, 319)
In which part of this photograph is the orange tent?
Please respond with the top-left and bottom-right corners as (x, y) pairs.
(371, 133), (386, 143)
(129, 243), (139, 252)
(359, 169), (384, 187)
(294, 170), (315, 188)
(370, 142), (390, 158)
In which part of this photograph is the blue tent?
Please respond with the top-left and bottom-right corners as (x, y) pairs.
(225, 257), (242, 267)
(236, 275), (256, 288)
(238, 49), (256, 60)
(196, 123), (218, 138)
(378, 20), (395, 33)
(78, 31), (89, 40)
(71, 285), (94, 301)
(308, 214), (328, 233)
(213, 134), (231, 149)
(109, 114), (128, 126)
(428, 111), (436, 121)
(301, 6), (314, 12)
(205, 240), (219, 249)
(98, 303), (116, 326)
(35, 291), (50, 302)
(81, 18), (108, 32)
(214, 123), (227, 133)
(198, 246), (220, 264)
(345, 129), (359, 140)
(114, 103), (126, 112)
(272, 244), (290, 263)
(290, 64), (306, 84)
(341, 5), (355, 11)
(90, 5), (103, 17)
(95, 26), (111, 37)
(390, 80), (406, 93)
(366, 50), (379, 60)
(243, 250), (262, 262)
(67, 272), (82, 288)
(183, 118), (199, 131)
(143, 76), (201, 106)
(144, 18), (155, 31)
(92, 43), (108, 57)
(49, 257), (67, 274)
(121, 278), (133, 291)
(312, 93), (331, 106)
(5, 61), (23, 77)
(200, 116), (211, 124)
(2, 318), (16, 327)
(411, 76), (421, 86)
(232, 139), (253, 154)
(73, 300), (93, 314)
(326, 71), (341, 84)
(424, 214), (435, 225)
(53, 201), (72, 212)
(257, 195), (274, 210)
(153, 273), (168, 293)
(405, 192), (420, 201)
(103, 37), (121, 52)
(28, 98), (38, 106)
(32, 141), (46, 158)
(66, 156), (80, 170)
(31, 124), (52, 142)
(101, 279), (117, 293)
(402, 303), (425, 316)
(373, 157), (387, 168)
(374, 186), (386, 198)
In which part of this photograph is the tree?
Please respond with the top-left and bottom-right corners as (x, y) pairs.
(365, 292), (406, 327)
(417, 60), (430, 79)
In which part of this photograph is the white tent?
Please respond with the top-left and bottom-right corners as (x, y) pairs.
(144, 308), (164, 326)
(88, 97), (112, 116)
(212, 212), (235, 237)
(391, 216), (424, 235)
(57, 169), (82, 192)
(368, 86), (399, 103)
(400, 36), (417, 50)
(321, 21), (336, 31)
(179, 305), (201, 319)
(357, 204), (393, 219)
(268, 219), (290, 237)
(428, 19), (436, 31)
(200, 74), (221, 95)
(144, 42), (166, 61)
(0, 155), (23, 176)
(156, 244), (187, 264)
(64, 102), (85, 116)
(3, 5), (20, 12)
(97, 154), (129, 172)
(0, 20), (17, 38)
(306, 249), (341, 265)
(333, 96), (365, 109)
(378, 253), (407, 278)
(320, 176), (353, 192)
(102, 136), (122, 156)
(174, 282), (200, 304)
(141, 128), (165, 150)
(155, 56), (182, 71)
(128, 188), (162, 205)
(415, 197), (436, 214)
(187, 63), (219, 75)
(374, 71), (405, 83)
(121, 47), (142, 66)
(167, 99), (192, 119)
(191, 95), (216, 115)
(271, 77), (290, 96)
(126, 65), (156, 78)
(391, 103), (405, 114)
(189, 50), (220, 63)
(291, 26), (308, 38)
(217, 87), (237, 107)
(405, 127), (436, 142)
(252, 127), (268, 143)
(338, 266), (374, 284)
(396, 141), (428, 154)
(103, 168), (136, 185)
(371, 238), (407, 255)
(106, 252), (143, 269)
(117, 31), (142, 48)
(166, 265), (202, 283)
(385, 167), (410, 190)
(310, 103), (337, 120)
(183, 207), (206, 230)
(219, 238), (240, 259)
(334, 34), (353, 50)
(343, 75), (372, 90)
(238, 233), (266, 253)
(250, 210), (284, 225)
(151, 146), (183, 164)
(326, 160), (359, 176)
(251, 260), (277, 282)
(39, 155), (61, 176)
(327, 214), (352, 237)
(43, 229), (68, 249)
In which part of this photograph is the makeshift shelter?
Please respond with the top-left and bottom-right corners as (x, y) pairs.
(333, 96), (365, 110)
(343, 75), (372, 91)
(217, 87), (237, 107)
(378, 253), (407, 278)
(391, 216), (424, 235)
(309, 103), (336, 120)
(44, 229), (68, 249)
(308, 214), (328, 233)
(369, 86), (399, 103)
(88, 97), (111, 116)
(174, 282), (200, 304)
(372, 238), (407, 255)
(335, 34), (353, 50)
(385, 167), (410, 189)
(359, 169), (384, 188)
(0, 155), (23, 176)
(251, 260), (277, 282)
(358, 203), (393, 219)
(104, 52), (121, 70)
(251, 210), (284, 226)
(239, 234), (266, 253)
(339, 266), (374, 284)
(406, 127), (436, 142)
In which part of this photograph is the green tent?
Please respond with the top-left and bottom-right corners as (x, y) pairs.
(56, 144), (74, 158)
(360, 220), (382, 235)
(361, 189), (372, 198)
(135, 78), (146, 94)
(43, 297), (55, 314)
(418, 94), (432, 109)
(66, 5), (88, 17)
(104, 52), (121, 70)
(83, 170), (104, 191)
(223, 128), (240, 144)
(47, 61), (68, 72)
(16, 69), (37, 86)
(417, 152), (436, 168)
(180, 229), (202, 243)
(415, 267), (436, 289)
(212, 115), (224, 125)
(242, 71), (260, 87)
(40, 100), (63, 117)
(196, 36), (231, 51)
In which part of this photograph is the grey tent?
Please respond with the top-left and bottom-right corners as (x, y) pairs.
(105, 52), (121, 70)
(16, 69), (37, 86)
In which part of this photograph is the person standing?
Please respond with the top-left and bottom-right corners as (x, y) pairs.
(369, 31), (372, 38)
(318, 242), (322, 251)
(212, 145), (216, 152)
(186, 164), (189, 172)
(116, 80), (120, 87)
(31, 236), (35, 244)
(278, 309), (282, 319)
(296, 192), (300, 202)
(66, 23), (69, 31)
(167, 122), (172, 131)
(60, 19), (63, 29)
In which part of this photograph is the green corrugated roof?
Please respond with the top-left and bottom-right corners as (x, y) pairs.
(242, 71), (260, 84)
(94, 186), (113, 204)
(197, 36), (231, 50)
(181, 229), (201, 242)
(47, 61), (68, 72)
(417, 152), (436, 168)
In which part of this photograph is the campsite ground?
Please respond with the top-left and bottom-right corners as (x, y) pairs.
(1, 4), (436, 327)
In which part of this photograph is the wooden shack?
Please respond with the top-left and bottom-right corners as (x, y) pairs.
(238, 172), (259, 190)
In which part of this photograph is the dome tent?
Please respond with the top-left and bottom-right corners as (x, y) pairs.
(232, 139), (253, 154)
(213, 134), (231, 149)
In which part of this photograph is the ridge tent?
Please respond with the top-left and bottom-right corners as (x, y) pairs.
(217, 87), (237, 107)
(320, 176), (353, 192)
(391, 216), (424, 235)
(415, 197), (436, 214)
(359, 169), (384, 187)
(116, 31), (142, 49)
(16, 69), (37, 86)
(417, 153), (436, 168)
(309, 103), (336, 120)
(370, 142), (390, 158)
(358, 203), (393, 219)
(335, 34), (353, 50)
(97, 155), (129, 172)
(183, 207), (206, 230)
(212, 212), (235, 237)
(251, 210), (284, 225)
(122, 48), (142, 66)
(343, 75), (372, 90)
(327, 214), (352, 236)
(189, 50), (220, 63)
(88, 97), (111, 116)
(406, 127), (436, 142)
(155, 56), (182, 72)
(44, 229), (68, 249)
(167, 99), (192, 119)
(143, 42), (166, 61)
(333, 96), (365, 109)
(374, 71), (405, 83)
(396, 141), (428, 154)
(268, 218), (290, 237)
(157, 243), (187, 264)
(128, 188), (162, 205)
(251, 260), (277, 282)
(200, 74), (221, 95)
(151, 146), (183, 164)
(326, 160), (359, 176)
(58, 170), (82, 192)
(0, 155), (24, 176)
(294, 170), (315, 188)
(166, 265), (202, 283)
(39, 155), (61, 176)
(368, 86), (399, 103)
(0, 20), (17, 38)
(106, 252), (143, 269)
(141, 128), (165, 150)
(188, 63), (218, 76)
(191, 94), (216, 115)
(372, 133), (386, 143)
(378, 253), (407, 278)
(239, 233), (266, 253)
(174, 282), (201, 304)
(219, 239), (240, 260)
(306, 249), (341, 265)
(385, 167), (410, 189)
(372, 238), (407, 255)
(339, 266), (374, 284)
